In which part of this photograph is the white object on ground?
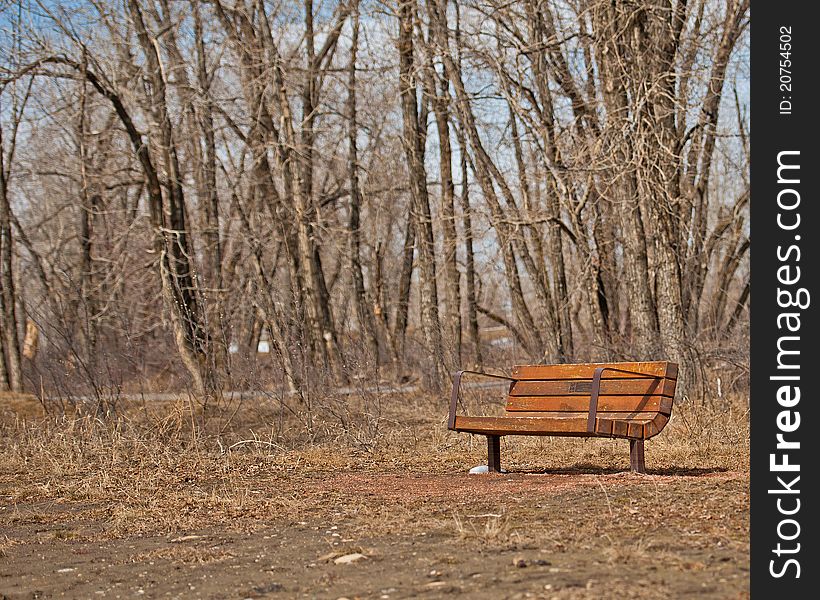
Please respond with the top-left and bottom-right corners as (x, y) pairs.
(469, 465), (508, 474)
(334, 553), (367, 565)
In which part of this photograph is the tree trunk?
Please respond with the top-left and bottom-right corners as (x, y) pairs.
(192, 0), (223, 293)
(424, 0), (461, 370)
(393, 211), (415, 363)
(0, 126), (23, 392)
(347, 3), (381, 365)
(398, 0), (446, 388)
(592, 1), (661, 359)
(455, 124), (482, 368)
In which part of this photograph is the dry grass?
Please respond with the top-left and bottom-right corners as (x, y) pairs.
(0, 391), (749, 598)
(0, 391), (749, 532)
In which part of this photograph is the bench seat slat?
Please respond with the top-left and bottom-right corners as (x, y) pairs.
(453, 414), (666, 439)
(453, 415), (610, 436)
(509, 378), (676, 398)
(511, 362), (677, 381)
(505, 411), (664, 420)
(506, 394), (672, 414)
(597, 414), (670, 439)
(643, 414), (670, 437)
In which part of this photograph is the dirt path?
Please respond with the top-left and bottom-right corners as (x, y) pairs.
(1, 471), (749, 599)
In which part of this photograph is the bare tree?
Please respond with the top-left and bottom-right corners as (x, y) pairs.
(397, 0), (446, 387)
(0, 0), (749, 400)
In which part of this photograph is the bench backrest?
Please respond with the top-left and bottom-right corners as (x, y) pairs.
(507, 361), (677, 420)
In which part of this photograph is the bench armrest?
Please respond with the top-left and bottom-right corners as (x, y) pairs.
(587, 366), (658, 434)
(448, 370), (516, 430)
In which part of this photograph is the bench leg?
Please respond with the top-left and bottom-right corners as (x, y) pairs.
(487, 435), (502, 472)
(630, 440), (646, 474)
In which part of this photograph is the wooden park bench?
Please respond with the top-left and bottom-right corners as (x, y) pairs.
(447, 361), (677, 474)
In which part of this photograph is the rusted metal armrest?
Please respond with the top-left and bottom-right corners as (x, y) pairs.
(587, 366), (657, 434)
(447, 370), (516, 430)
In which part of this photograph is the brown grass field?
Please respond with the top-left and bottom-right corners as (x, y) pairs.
(0, 388), (749, 599)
